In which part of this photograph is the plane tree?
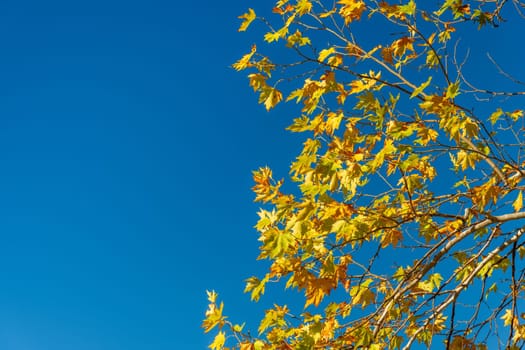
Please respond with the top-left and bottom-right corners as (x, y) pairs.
(204, 1), (525, 348)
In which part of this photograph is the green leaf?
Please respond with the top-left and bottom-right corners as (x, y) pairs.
(399, 0), (416, 16)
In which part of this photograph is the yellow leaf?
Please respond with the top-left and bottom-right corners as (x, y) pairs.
(319, 8), (336, 18)
(325, 111), (343, 135)
(202, 297), (225, 333)
(327, 54), (343, 67)
(338, 0), (366, 25)
(410, 76), (432, 99)
(318, 47), (335, 62)
(206, 290), (218, 303)
(305, 283), (329, 307)
(453, 149), (481, 171)
(415, 126), (438, 146)
(349, 71), (380, 94)
(238, 8), (256, 32)
(391, 36), (415, 57)
(445, 82), (460, 99)
(416, 280), (434, 293)
(462, 117), (479, 139)
(501, 308), (515, 327)
(258, 305), (288, 334)
(209, 331), (226, 350)
(438, 24), (455, 42)
(265, 26), (289, 43)
(232, 45), (256, 71)
(379, 0), (415, 19)
(253, 340), (265, 350)
(399, 0), (416, 15)
(350, 279), (375, 307)
(261, 87), (283, 111)
(426, 50), (439, 67)
(513, 191), (523, 212)
(519, 246), (525, 259)
(286, 88), (304, 103)
(287, 30), (311, 47)
(264, 31), (282, 43)
(489, 108), (503, 125)
(232, 323), (245, 332)
(296, 0), (312, 15)
(248, 73), (267, 92)
(508, 109), (524, 121)
(381, 229), (403, 248)
(244, 276), (267, 301)
(239, 343), (253, 350)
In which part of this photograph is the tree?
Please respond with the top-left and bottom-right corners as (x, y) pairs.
(203, 1), (525, 349)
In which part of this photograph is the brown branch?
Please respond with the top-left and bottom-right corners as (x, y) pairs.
(373, 211), (525, 340)
(402, 226), (525, 350)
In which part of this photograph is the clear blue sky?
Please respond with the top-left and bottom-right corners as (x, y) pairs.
(0, 1), (299, 348)
(0, 1), (524, 349)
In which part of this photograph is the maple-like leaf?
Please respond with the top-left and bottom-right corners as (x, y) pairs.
(296, 0), (313, 15)
(501, 309), (515, 327)
(244, 276), (267, 301)
(287, 30), (311, 47)
(209, 331), (226, 350)
(318, 47), (335, 62)
(233, 45), (256, 71)
(238, 8), (256, 32)
(338, 0), (366, 24)
(350, 279), (375, 307)
(391, 37), (415, 57)
(445, 82), (460, 99)
(261, 87), (283, 111)
(381, 229), (403, 248)
(202, 298), (226, 333)
(264, 31), (282, 43)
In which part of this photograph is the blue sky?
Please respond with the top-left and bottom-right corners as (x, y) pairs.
(0, 1), (524, 349)
(0, 0), (297, 348)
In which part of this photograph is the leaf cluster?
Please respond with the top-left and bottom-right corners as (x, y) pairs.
(204, 0), (525, 349)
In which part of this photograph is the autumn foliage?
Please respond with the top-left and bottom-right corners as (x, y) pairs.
(204, 0), (525, 349)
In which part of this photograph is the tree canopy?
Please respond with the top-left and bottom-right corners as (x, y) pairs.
(204, 0), (525, 349)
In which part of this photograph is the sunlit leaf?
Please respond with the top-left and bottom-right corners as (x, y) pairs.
(338, 0), (366, 24)
(513, 191), (523, 212)
(410, 76), (432, 98)
(238, 9), (256, 32)
(209, 331), (226, 350)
